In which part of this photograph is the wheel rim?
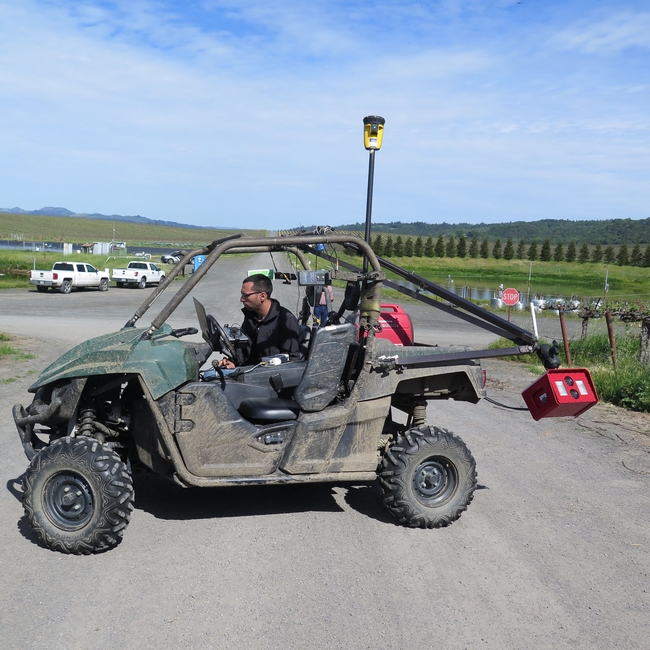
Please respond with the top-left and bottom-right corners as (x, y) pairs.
(43, 471), (94, 531)
(412, 456), (457, 506)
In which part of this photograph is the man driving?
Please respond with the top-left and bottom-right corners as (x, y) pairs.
(219, 274), (300, 368)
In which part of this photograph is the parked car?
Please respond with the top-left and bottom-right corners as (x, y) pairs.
(160, 250), (193, 265)
(29, 262), (110, 294)
(160, 251), (182, 264)
(112, 261), (166, 288)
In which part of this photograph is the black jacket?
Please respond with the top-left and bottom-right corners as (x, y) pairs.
(240, 299), (300, 364)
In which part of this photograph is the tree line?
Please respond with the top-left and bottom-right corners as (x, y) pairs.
(371, 234), (650, 267)
(331, 217), (650, 245)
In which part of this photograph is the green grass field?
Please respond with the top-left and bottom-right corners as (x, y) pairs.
(0, 212), (267, 248)
(0, 213), (269, 289)
(335, 249), (650, 301)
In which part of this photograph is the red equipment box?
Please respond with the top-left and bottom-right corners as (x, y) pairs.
(522, 368), (599, 421)
(377, 304), (414, 346)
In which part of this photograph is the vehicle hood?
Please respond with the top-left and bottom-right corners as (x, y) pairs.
(29, 325), (199, 399)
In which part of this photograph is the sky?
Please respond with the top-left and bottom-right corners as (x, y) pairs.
(0, 0), (648, 230)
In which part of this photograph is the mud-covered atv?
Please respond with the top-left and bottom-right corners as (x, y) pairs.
(13, 232), (538, 554)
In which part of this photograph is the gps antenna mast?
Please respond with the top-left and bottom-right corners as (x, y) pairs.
(362, 115), (385, 273)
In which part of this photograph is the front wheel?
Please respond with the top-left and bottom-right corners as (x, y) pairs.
(138, 277), (146, 289)
(22, 436), (134, 554)
(59, 280), (72, 294)
(99, 278), (109, 291)
(378, 426), (476, 528)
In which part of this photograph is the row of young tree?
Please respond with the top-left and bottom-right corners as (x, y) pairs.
(371, 234), (650, 267)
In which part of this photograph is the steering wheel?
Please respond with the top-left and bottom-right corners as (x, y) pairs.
(206, 314), (238, 361)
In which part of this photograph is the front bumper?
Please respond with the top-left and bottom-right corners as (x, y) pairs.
(12, 400), (62, 460)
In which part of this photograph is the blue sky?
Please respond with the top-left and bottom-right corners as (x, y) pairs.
(0, 0), (648, 230)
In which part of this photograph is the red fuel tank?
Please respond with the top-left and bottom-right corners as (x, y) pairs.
(377, 304), (414, 346)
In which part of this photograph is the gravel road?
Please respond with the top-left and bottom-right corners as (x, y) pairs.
(1, 253), (649, 650)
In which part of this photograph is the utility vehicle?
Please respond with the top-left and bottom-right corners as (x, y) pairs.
(13, 232), (540, 554)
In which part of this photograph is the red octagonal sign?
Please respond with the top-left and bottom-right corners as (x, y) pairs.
(502, 288), (520, 306)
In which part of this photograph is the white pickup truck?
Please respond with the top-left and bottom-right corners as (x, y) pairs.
(30, 262), (110, 294)
(112, 261), (166, 288)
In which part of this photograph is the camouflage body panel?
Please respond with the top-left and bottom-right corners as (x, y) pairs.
(29, 325), (198, 400)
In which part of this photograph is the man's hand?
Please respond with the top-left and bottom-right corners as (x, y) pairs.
(218, 358), (236, 369)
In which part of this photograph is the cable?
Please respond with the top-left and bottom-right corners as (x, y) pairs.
(484, 396), (530, 411)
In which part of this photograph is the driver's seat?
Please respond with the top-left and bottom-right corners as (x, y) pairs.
(236, 322), (356, 424)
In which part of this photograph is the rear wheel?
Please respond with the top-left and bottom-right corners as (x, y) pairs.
(99, 278), (109, 291)
(22, 436), (134, 554)
(378, 426), (476, 528)
(116, 282), (124, 288)
(36, 286), (48, 293)
(138, 277), (147, 289)
(59, 280), (72, 294)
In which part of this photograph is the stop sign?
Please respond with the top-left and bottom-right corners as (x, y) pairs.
(502, 288), (520, 306)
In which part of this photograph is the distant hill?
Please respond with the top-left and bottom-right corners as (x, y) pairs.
(0, 206), (212, 230)
(321, 218), (650, 245)
(1, 206), (77, 217)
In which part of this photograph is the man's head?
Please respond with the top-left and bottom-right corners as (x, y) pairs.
(240, 274), (273, 318)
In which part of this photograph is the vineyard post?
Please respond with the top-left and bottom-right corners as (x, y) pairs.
(640, 316), (650, 365)
(558, 308), (572, 366)
(605, 311), (617, 367)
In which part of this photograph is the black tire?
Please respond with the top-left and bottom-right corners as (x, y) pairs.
(138, 277), (147, 289)
(116, 282), (124, 288)
(99, 278), (109, 292)
(378, 426), (476, 528)
(22, 436), (134, 554)
(159, 274), (165, 284)
(36, 286), (48, 293)
(59, 280), (72, 294)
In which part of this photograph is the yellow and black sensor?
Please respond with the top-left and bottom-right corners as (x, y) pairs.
(363, 115), (385, 150)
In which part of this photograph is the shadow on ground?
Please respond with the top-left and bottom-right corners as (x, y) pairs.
(132, 475), (346, 521)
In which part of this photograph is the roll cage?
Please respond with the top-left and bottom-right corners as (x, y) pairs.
(122, 231), (540, 368)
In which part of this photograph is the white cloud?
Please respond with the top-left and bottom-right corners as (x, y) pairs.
(552, 11), (650, 54)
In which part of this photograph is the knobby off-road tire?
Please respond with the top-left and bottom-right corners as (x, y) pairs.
(138, 277), (147, 289)
(99, 278), (109, 291)
(378, 426), (477, 529)
(59, 280), (72, 294)
(22, 436), (134, 554)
